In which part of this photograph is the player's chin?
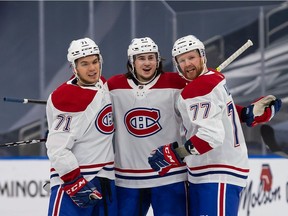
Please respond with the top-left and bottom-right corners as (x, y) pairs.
(184, 72), (196, 80)
(88, 74), (100, 82)
(142, 73), (155, 81)
(83, 78), (98, 85)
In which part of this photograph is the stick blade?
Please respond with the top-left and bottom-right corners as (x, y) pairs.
(260, 125), (279, 152)
(260, 124), (288, 158)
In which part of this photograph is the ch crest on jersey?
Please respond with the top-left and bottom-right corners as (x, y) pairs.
(95, 104), (114, 134)
(124, 107), (162, 137)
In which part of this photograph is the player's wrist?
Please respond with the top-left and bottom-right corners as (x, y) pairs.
(241, 105), (254, 127)
(184, 139), (200, 155)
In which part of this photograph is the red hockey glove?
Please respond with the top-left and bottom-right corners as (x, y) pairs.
(62, 175), (102, 208)
(241, 95), (282, 127)
(148, 142), (184, 176)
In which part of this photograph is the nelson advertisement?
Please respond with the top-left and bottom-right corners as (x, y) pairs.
(238, 157), (288, 216)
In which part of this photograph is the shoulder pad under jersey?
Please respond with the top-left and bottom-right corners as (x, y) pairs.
(51, 83), (97, 112)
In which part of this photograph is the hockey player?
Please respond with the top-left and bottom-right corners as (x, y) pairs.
(107, 37), (188, 216)
(45, 38), (117, 216)
(148, 35), (282, 215)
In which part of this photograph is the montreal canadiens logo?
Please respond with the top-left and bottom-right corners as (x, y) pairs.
(95, 104), (114, 134)
(124, 108), (162, 137)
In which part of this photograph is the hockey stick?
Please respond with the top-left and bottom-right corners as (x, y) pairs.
(216, 39), (253, 72)
(3, 97), (47, 105)
(174, 41), (255, 159)
(157, 40), (255, 176)
(260, 124), (288, 158)
(0, 138), (47, 148)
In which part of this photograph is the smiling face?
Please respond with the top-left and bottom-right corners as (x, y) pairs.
(133, 53), (158, 83)
(176, 50), (205, 81)
(74, 54), (101, 86)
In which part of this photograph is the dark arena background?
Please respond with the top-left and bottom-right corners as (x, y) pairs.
(0, 1), (287, 215)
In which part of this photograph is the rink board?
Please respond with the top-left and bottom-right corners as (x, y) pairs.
(0, 156), (287, 216)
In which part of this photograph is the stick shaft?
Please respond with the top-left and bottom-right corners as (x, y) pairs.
(3, 97), (47, 105)
(0, 138), (47, 148)
(216, 39), (253, 72)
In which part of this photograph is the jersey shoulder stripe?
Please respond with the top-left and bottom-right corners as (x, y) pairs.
(107, 74), (131, 90)
(152, 72), (187, 89)
(51, 83), (96, 112)
(181, 70), (225, 99)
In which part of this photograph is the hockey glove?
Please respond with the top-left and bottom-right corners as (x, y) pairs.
(241, 95), (282, 127)
(148, 142), (184, 176)
(62, 175), (102, 208)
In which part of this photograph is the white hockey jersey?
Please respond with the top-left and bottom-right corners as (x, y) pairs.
(178, 70), (249, 187)
(108, 72), (188, 188)
(46, 77), (115, 187)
